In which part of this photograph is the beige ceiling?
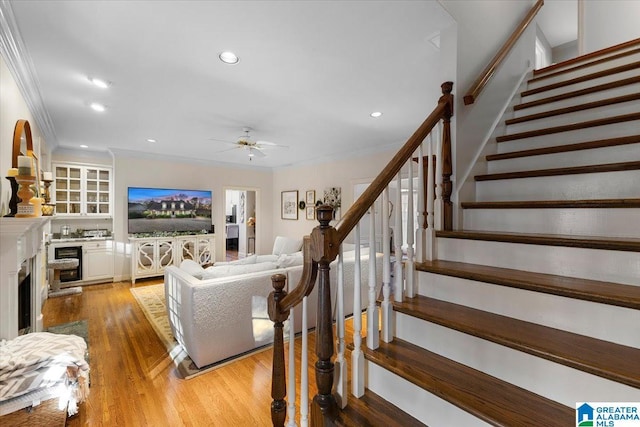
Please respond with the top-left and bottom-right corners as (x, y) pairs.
(5, 0), (456, 169)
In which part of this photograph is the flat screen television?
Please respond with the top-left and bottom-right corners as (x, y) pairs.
(128, 187), (213, 235)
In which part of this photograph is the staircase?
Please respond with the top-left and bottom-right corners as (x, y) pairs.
(346, 42), (640, 425)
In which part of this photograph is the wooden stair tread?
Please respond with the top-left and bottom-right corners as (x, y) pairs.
(336, 389), (426, 427)
(530, 46), (640, 84)
(415, 259), (640, 310)
(461, 198), (640, 209)
(522, 61), (640, 97)
(393, 295), (640, 388)
(436, 230), (640, 252)
(474, 160), (640, 181)
(486, 134), (640, 161)
(505, 93), (640, 125)
(496, 112), (640, 142)
(361, 338), (574, 426)
(514, 76), (640, 111)
(533, 38), (640, 76)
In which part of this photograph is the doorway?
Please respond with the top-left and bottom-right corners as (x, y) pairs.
(224, 188), (258, 261)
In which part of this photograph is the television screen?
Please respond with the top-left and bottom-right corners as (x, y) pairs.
(128, 187), (212, 234)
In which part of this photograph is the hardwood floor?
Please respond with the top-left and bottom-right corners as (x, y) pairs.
(42, 279), (305, 426)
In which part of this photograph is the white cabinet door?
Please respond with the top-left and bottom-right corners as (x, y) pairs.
(83, 240), (114, 281)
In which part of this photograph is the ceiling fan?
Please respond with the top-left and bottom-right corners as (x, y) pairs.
(211, 127), (288, 161)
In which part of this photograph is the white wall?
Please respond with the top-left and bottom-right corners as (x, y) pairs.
(271, 148), (397, 243)
(582, 0), (640, 54)
(439, 0), (537, 226)
(0, 56), (49, 215)
(112, 155), (273, 280)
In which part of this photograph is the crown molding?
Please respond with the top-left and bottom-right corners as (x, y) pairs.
(0, 0), (58, 147)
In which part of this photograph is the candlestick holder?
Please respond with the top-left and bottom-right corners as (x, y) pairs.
(43, 178), (53, 204)
(15, 175), (38, 218)
(3, 176), (20, 217)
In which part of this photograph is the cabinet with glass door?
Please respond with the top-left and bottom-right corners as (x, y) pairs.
(53, 163), (112, 216)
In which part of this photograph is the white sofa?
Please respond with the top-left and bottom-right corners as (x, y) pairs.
(164, 242), (383, 368)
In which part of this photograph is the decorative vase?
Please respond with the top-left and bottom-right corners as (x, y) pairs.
(15, 175), (37, 218)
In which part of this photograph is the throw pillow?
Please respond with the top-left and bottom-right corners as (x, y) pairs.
(180, 259), (205, 279)
(272, 236), (303, 256)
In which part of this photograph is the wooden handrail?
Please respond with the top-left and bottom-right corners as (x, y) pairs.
(268, 81), (454, 426)
(336, 81), (454, 242)
(463, 0), (544, 105)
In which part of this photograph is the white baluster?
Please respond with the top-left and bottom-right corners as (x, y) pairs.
(435, 122), (444, 231)
(394, 172), (404, 303)
(367, 205), (379, 350)
(351, 224), (365, 397)
(381, 188), (393, 342)
(300, 296), (308, 427)
(426, 132), (436, 261)
(406, 157), (416, 298)
(286, 307), (297, 427)
(416, 142), (426, 262)
(334, 245), (347, 408)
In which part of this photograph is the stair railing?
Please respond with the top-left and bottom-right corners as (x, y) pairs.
(463, 0), (544, 105)
(269, 82), (453, 427)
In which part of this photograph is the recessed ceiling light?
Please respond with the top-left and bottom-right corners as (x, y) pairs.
(370, 111), (383, 118)
(80, 144), (88, 148)
(146, 138), (157, 143)
(90, 102), (106, 112)
(89, 77), (110, 88)
(219, 51), (239, 64)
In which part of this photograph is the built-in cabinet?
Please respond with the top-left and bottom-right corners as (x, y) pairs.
(53, 163), (112, 216)
(129, 234), (215, 284)
(83, 240), (114, 282)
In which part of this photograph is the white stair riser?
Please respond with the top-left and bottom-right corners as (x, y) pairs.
(488, 143), (640, 173)
(436, 237), (640, 285)
(366, 362), (491, 426)
(462, 208), (640, 238)
(418, 272), (640, 347)
(527, 52), (640, 89)
(475, 170), (640, 202)
(395, 313), (640, 406)
(505, 100), (640, 135)
(520, 69), (640, 102)
(497, 121), (640, 153)
(512, 82), (640, 118)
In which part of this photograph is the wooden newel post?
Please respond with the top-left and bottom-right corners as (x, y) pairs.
(310, 205), (340, 426)
(439, 81), (454, 231)
(268, 273), (289, 427)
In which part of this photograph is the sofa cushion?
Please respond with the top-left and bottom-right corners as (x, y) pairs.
(256, 254), (279, 263)
(201, 261), (278, 280)
(179, 259), (206, 279)
(277, 251), (304, 268)
(215, 254), (258, 267)
(272, 236), (303, 256)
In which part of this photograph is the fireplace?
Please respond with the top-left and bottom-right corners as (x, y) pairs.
(18, 260), (31, 335)
(0, 217), (50, 340)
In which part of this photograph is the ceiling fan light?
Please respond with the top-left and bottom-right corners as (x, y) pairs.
(219, 51), (239, 64)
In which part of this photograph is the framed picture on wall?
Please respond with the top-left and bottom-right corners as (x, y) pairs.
(306, 205), (315, 220)
(305, 190), (315, 205)
(281, 190), (298, 220)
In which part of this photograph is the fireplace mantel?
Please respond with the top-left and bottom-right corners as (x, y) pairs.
(0, 217), (50, 340)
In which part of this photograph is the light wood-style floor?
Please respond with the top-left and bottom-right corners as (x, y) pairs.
(42, 278), (321, 426)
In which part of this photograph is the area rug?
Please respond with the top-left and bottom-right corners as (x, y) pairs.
(130, 284), (272, 380)
(47, 319), (90, 363)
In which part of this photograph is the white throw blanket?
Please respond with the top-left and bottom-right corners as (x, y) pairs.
(0, 332), (90, 415)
